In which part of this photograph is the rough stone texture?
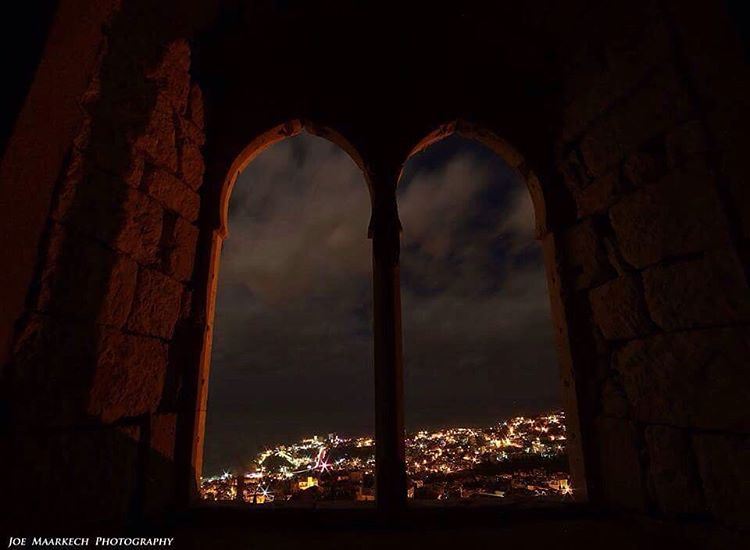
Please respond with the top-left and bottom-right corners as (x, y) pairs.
(558, 147), (590, 192)
(126, 268), (183, 339)
(559, 1), (673, 143)
(609, 160), (731, 268)
(589, 274), (652, 340)
(580, 66), (693, 178)
(3, 0), (749, 536)
(177, 114), (205, 147)
(147, 40), (191, 116)
(179, 286), (193, 320)
(1, 0), (201, 531)
(114, 188), (164, 264)
(574, 170), (621, 218)
(37, 223), (137, 328)
(180, 141), (205, 190)
(563, 292), (610, 383)
(642, 249), (750, 330)
(187, 83), (204, 130)
(151, 413), (177, 460)
(693, 433), (750, 528)
(665, 120), (709, 169)
(0, 0), (121, 387)
(614, 327), (750, 432)
(11, 314), (100, 426)
(134, 93), (179, 173)
(163, 216), (199, 282)
(88, 331), (168, 422)
(52, 166), (163, 264)
(622, 143), (669, 188)
(600, 377), (630, 418)
(644, 425), (706, 517)
(12, 316), (165, 425)
(53, 156), (135, 222)
(142, 166), (200, 222)
(144, 413), (178, 517)
(6, 427), (140, 527)
(594, 416), (647, 511)
(560, 218), (615, 290)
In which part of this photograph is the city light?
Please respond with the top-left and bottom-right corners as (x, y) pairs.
(200, 410), (571, 504)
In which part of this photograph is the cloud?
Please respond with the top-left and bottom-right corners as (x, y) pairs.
(204, 134), (374, 473)
(221, 134), (371, 304)
(202, 133), (560, 473)
(397, 141), (558, 429)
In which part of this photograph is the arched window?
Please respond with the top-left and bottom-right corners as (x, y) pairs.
(193, 121), (584, 510)
(398, 135), (571, 503)
(200, 132), (375, 505)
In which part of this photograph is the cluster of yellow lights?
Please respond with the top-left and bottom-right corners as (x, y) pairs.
(200, 412), (569, 501)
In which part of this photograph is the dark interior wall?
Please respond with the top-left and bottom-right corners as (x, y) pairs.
(0, 0), (748, 541)
(1, 0), (209, 528)
(553, 2), (750, 528)
(0, 0), (59, 156)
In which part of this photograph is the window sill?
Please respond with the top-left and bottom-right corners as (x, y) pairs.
(175, 499), (591, 530)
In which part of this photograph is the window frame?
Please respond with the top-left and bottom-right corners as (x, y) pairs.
(186, 119), (589, 516)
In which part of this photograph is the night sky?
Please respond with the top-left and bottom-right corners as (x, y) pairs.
(202, 133), (560, 475)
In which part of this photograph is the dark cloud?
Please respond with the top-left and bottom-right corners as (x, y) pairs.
(399, 137), (559, 430)
(202, 133), (560, 475)
(203, 134), (373, 475)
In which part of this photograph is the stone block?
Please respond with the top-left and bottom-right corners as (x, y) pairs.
(581, 66), (693, 177)
(642, 248), (750, 330)
(615, 64), (692, 150)
(37, 223), (137, 328)
(614, 327), (750, 431)
(559, 147), (590, 192)
(589, 274), (652, 340)
(134, 93), (178, 173)
(560, 219), (615, 290)
(622, 145), (669, 188)
(147, 40), (191, 115)
(594, 416), (647, 511)
(56, 168), (164, 264)
(177, 114), (205, 147)
(88, 331), (168, 422)
(600, 376), (629, 418)
(644, 425), (706, 516)
(575, 170), (621, 218)
(11, 314), (100, 426)
(609, 160), (731, 268)
(180, 141), (204, 190)
(179, 286), (193, 320)
(6, 427), (140, 527)
(142, 167), (200, 221)
(665, 120), (709, 168)
(85, 131), (146, 183)
(127, 268), (183, 339)
(102, 251), (139, 326)
(580, 116), (620, 180)
(11, 317), (167, 425)
(163, 217), (199, 282)
(187, 83), (204, 129)
(693, 433), (750, 528)
(115, 187), (164, 264)
(150, 413), (177, 461)
(144, 413), (178, 516)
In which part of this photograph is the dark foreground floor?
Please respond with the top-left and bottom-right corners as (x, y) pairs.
(164, 505), (748, 549)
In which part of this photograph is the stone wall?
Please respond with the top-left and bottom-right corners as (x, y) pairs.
(0, 0), (747, 539)
(2, 2), (204, 527)
(554, 0), (750, 531)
